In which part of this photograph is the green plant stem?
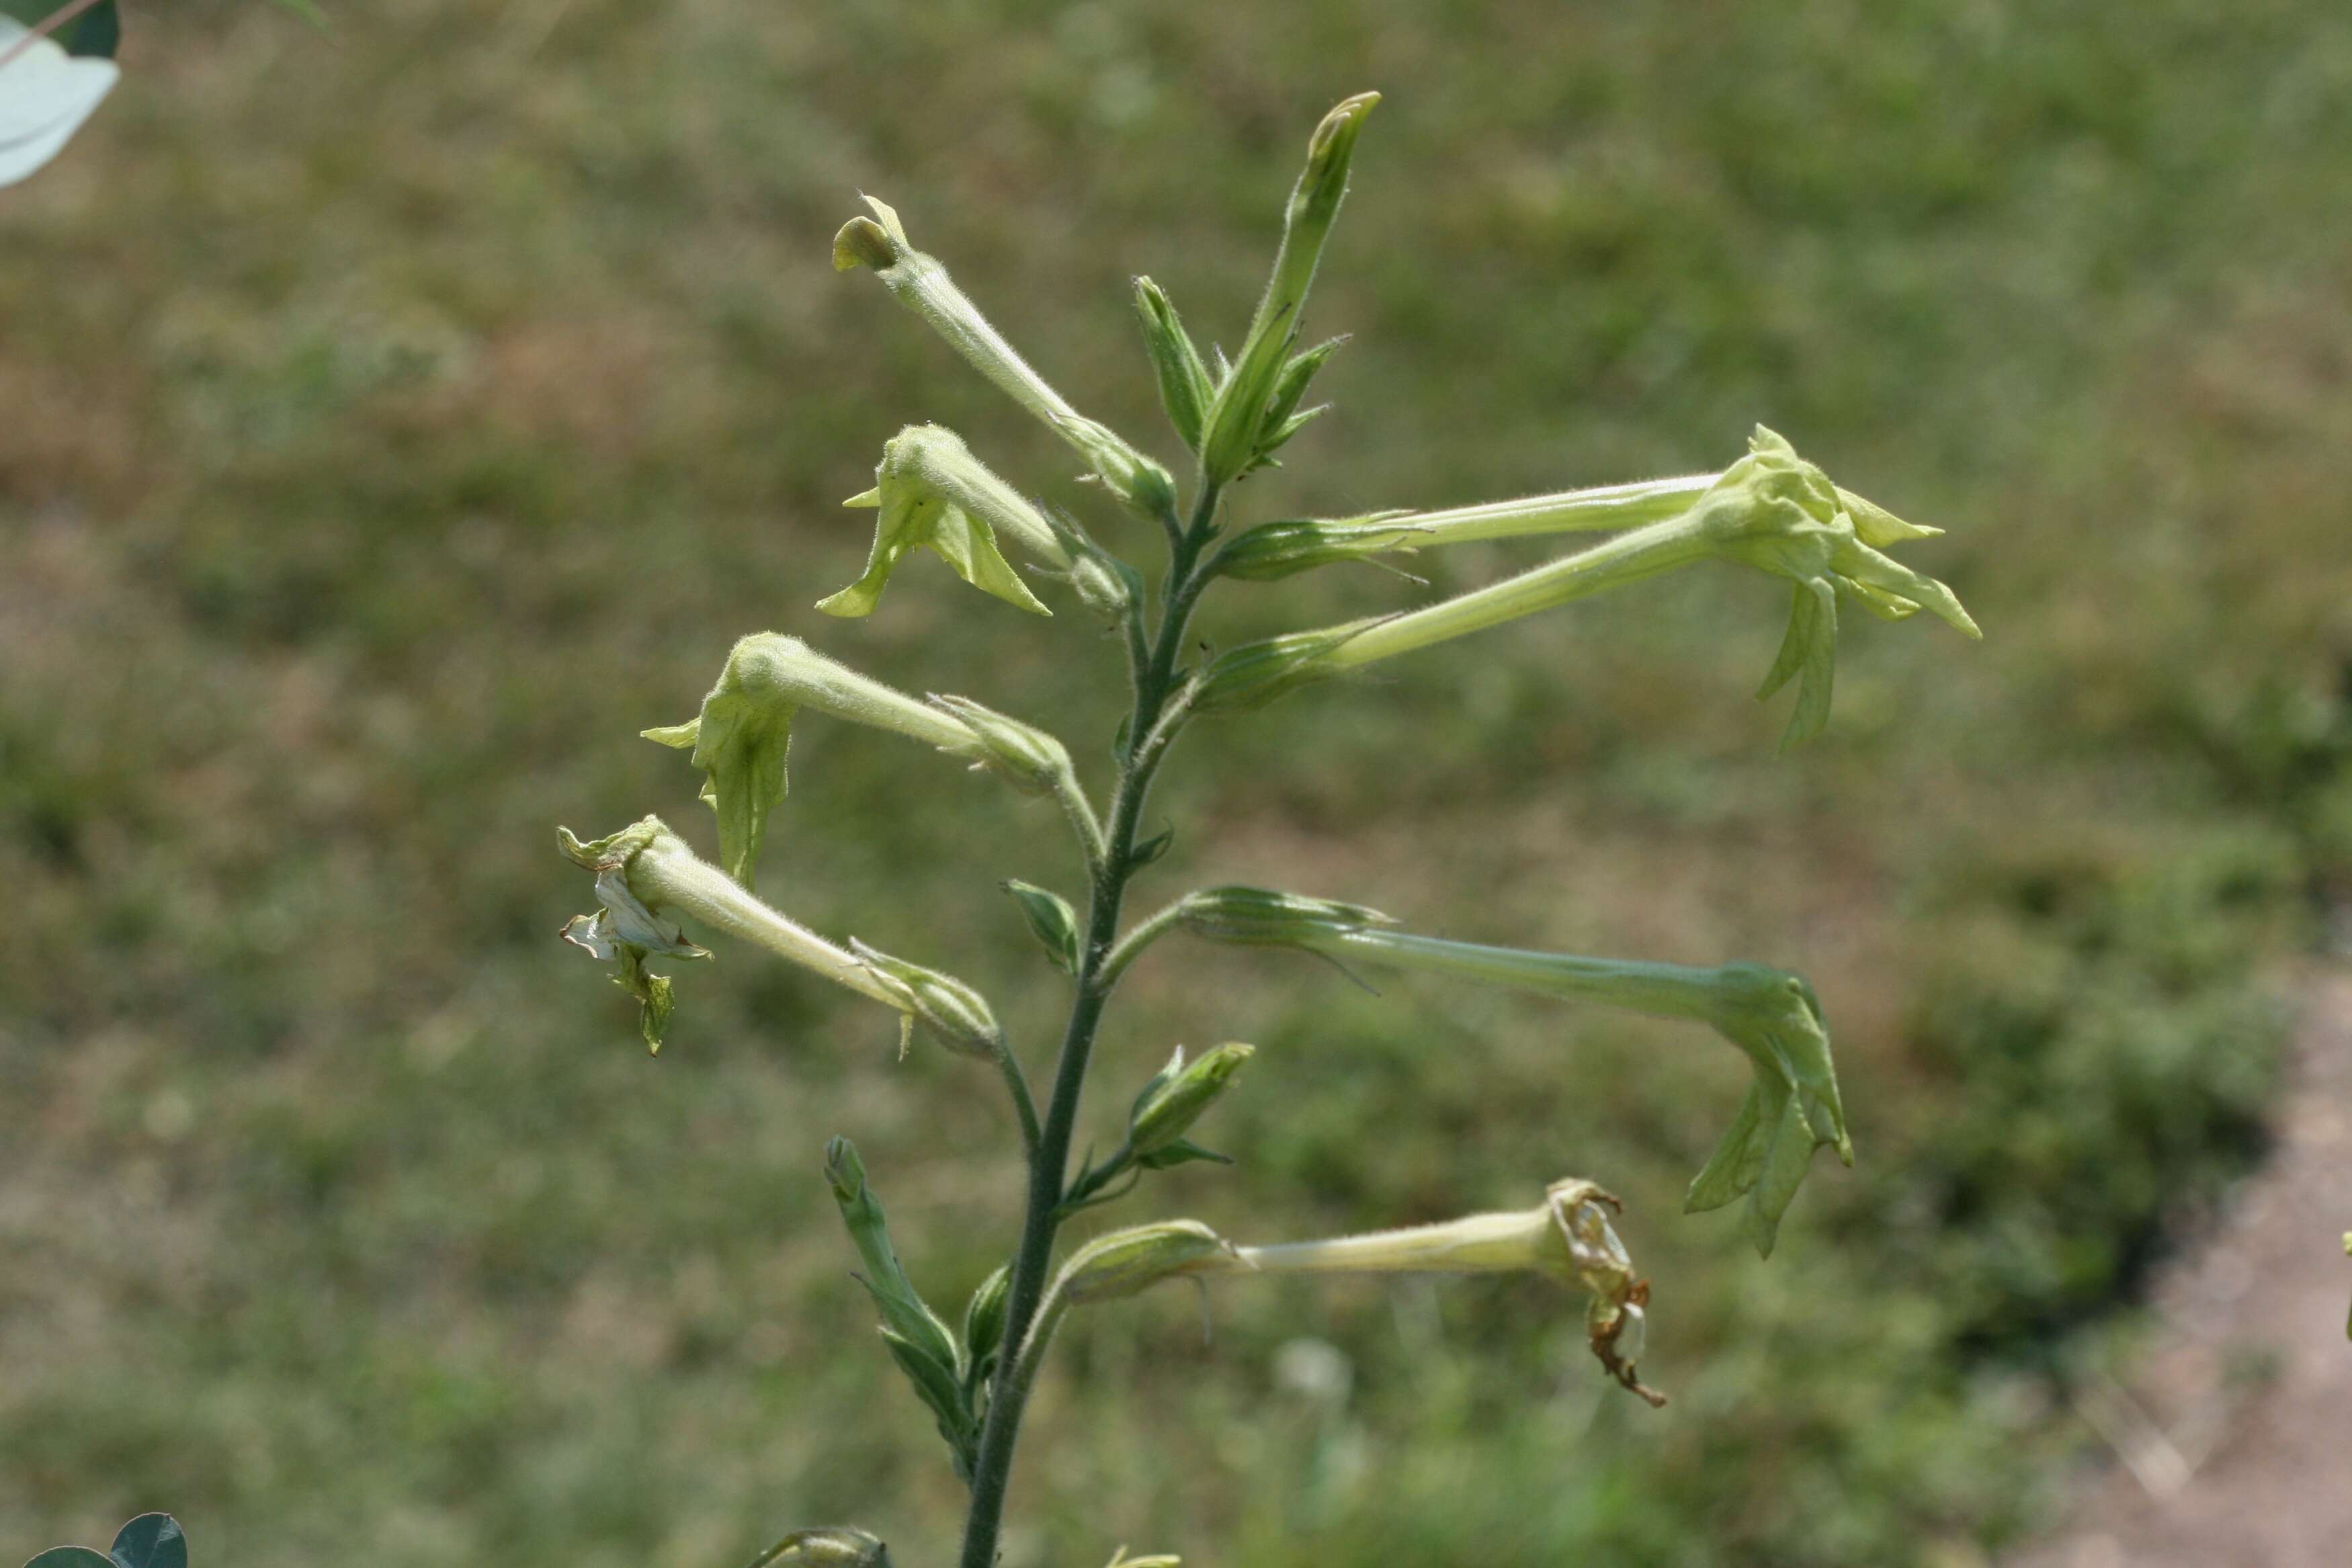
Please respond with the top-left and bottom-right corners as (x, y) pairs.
(957, 483), (1223, 1568)
(992, 1043), (1043, 1158)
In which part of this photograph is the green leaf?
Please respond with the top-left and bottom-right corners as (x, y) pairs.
(109, 1516), (185, 1568)
(25, 1551), (116, 1568)
(1001, 879), (1080, 975)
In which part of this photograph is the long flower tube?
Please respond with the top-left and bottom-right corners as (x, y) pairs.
(833, 200), (1174, 521)
(1213, 472), (1722, 580)
(1309, 927), (1850, 1258)
(557, 816), (998, 1057)
(1195, 426), (1978, 746)
(1007, 1180), (1661, 1409)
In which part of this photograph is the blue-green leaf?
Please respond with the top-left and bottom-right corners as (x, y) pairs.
(108, 1516), (185, 1568)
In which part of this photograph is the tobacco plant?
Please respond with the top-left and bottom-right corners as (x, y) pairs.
(554, 93), (1978, 1568)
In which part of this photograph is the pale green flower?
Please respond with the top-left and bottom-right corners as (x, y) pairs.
(642, 633), (986, 887)
(833, 200), (1174, 519)
(1195, 426), (1978, 746)
(1313, 928), (1851, 1258)
(820, 425), (1073, 619)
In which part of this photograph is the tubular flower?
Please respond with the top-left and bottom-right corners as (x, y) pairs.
(1311, 928), (1851, 1258)
(821, 425), (1075, 619)
(833, 200), (1174, 519)
(642, 633), (986, 887)
(1171, 1179), (1661, 1403)
(558, 816), (994, 1055)
(1195, 425), (1977, 746)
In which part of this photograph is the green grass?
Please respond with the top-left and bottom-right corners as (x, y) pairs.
(5, 1), (2351, 1564)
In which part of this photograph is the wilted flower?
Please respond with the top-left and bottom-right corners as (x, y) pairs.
(1175, 1178), (1662, 1404)
(833, 199), (1174, 519)
(558, 816), (997, 1055)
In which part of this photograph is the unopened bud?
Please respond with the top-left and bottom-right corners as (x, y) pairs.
(1128, 1043), (1254, 1160)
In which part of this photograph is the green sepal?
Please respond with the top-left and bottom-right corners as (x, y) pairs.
(961, 1264), (1011, 1397)
(878, 1325), (981, 1480)
(824, 1139), (963, 1374)
(1128, 825), (1175, 871)
(1002, 879), (1081, 975)
(1135, 1137), (1234, 1171)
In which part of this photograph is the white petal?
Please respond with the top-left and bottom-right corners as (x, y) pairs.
(0, 20), (120, 188)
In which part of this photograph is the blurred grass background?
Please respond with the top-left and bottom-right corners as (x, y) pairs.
(5, 1), (2351, 1563)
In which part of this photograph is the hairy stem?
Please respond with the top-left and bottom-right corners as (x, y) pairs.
(957, 484), (1223, 1568)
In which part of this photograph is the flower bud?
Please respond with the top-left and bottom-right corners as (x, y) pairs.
(1199, 92), (1379, 485)
(823, 1137), (962, 1376)
(1133, 275), (1214, 451)
(1058, 1220), (1242, 1304)
(847, 941), (1002, 1058)
(962, 1263), (1012, 1377)
(1174, 885), (1394, 947)
(1127, 1043), (1254, 1162)
(642, 632), (985, 886)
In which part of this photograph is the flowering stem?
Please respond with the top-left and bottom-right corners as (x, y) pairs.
(956, 480), (1226, 1568)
